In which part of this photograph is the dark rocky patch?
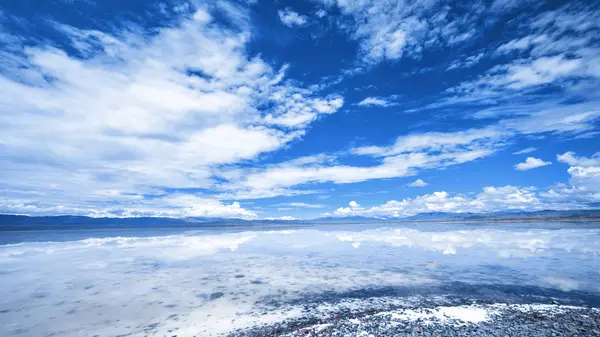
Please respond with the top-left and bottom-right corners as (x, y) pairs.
(227, 305), (600, 337)
(210, 292), (224, 300)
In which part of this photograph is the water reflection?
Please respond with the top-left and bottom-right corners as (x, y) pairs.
(0, 222), (598, 336)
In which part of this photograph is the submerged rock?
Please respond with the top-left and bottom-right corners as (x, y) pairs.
(209, 292), (224, 300)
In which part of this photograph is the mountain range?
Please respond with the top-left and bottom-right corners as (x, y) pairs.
(1, 209), (599, 231)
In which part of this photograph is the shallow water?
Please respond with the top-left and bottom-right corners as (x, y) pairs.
(0, 221), (599, 336)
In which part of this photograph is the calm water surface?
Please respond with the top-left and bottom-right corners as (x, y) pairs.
(1, 221), (599, 336)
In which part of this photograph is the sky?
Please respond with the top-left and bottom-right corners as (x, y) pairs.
(0, 0), (599, 220)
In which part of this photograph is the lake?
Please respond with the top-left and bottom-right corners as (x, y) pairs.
(1, 221), (599, 336)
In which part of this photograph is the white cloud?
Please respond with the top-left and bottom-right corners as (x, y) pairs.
(503, 55), (583, 89)
(513, 147), (537, 155)
(557, 151), (600, 167)
(220, 127), (507, 199)
(539, 183), (599, 205)
(334, 200), (364, 217)
(272, 202), (325, 209)
(330, 183), (600, 218)
(497, 34), (549, 53)
(263, 215), (297, 221)
(0, 4), (344, 217)
(514, 157), (552, 171)
(357, 96), (396, 107)
(446, 53), (484, 70)
(315, 9), (327, 18)
(2, 2), (598, 218)
(499, 102), (600, 135)
(329, 153), (600, 218)
(322, 0), (483, 64)
(557, 152), (600, 192)
(407, 179), (428, 187)
(567, 166), (600, 179)
(332, 186), (543, 218)
(263, 94), (344, 128)
(278, 8), (307, 27)
(352, 127), (508, 157)
(438, 4), (600, 136)
(0, 193), (258, 219)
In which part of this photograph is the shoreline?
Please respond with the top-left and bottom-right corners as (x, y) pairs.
(229, 303), (600, 337)
(2, 217), (600, 232)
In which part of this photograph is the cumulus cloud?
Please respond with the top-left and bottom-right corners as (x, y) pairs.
(407, 179), (428, 187)
(334, 200), (364, 217)
(328, 153), (600, 218)
(514, 157), (552, 171)
(557, 151), (600, 193)
(557, 151), (600, 167)
(329, 183), (600, 218)
(278, 8), (307, 27)
(332, 186), (544, 218)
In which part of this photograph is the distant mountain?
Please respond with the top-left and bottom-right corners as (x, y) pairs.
(454, 209), (600, 221)
(315, 216), (388, 223)
(332, 209), (600, 222)
(1, 209), (599, 231)
(317, 209), (600, 222)
(0, 215), (191, 231)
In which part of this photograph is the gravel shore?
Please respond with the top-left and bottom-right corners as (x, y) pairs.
(228, 304), (600, 337)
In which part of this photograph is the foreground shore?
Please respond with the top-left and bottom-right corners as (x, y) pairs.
(229, 303), (600, 337)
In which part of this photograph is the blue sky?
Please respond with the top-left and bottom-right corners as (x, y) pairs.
(0, 0), (599, 219)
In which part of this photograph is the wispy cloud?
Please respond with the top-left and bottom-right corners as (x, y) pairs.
(446, 53), (485, 70)
(321, 0), (487, 65)
(513, 147), (537, 155)
(357, 95), (399, 107)
(220, 127), (507, 199)
(272, 202), (325, 209)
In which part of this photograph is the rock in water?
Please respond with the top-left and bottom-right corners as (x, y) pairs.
(209, 292), (224, 300)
